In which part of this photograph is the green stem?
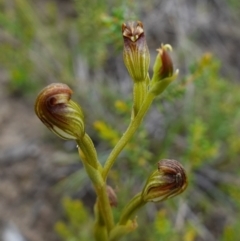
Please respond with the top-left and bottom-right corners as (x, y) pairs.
(102, 92), (155, 180)
(132, 80), (147, 118)
(77, 134), (101, 170)
(95, 183), (115, 233)
(77, 155), (114, 233)
(93, 202), (108, 241)
(109, 193), (145, 241)
(109, 221), (138, 241)
(119, 192), (145, 225)
(77, 135), (114, 234)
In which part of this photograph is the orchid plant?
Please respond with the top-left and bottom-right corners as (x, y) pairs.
(34, 21), (187, 241)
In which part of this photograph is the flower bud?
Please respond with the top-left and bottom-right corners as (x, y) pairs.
(142, 159), (187, 202)
(150, 44), (179, 95)
(153, 44), (173, 80)
(107, 185), (118, 207)
(122, 21), (150, 82)
(35, 83), (85, 140)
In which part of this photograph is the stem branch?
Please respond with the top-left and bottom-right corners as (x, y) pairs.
(119, 192), (145, 225)
(103, 92), (155, 180)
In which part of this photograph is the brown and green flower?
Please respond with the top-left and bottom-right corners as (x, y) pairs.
(122, 21), (150, 82)
(35, 83), (85, 140)
(142, 159), (187, 202)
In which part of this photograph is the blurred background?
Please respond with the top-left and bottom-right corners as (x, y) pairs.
(0, 0), (240, 240)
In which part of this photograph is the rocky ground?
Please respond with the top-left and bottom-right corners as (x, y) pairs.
(0, 76), (64, 241)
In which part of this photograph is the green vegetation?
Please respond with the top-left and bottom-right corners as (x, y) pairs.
(1, 0), (240, 240)
(53, 54), (240, 241)
(0, 0), (133, 96)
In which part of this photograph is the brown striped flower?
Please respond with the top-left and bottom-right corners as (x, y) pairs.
(122, 21), (150, 82)
(142, 159), (187, 202)
(34, 83), (85, 140)
(153, 44), (174, 80)
(150, 44), (179, 95)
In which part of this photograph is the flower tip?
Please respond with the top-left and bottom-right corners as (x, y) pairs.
(122, 20), (150, 82)
(163, 44), (172, 52)
(122, 21), (144, 42)
(156, 44), (172, 55)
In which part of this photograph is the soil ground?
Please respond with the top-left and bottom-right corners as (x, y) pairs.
(0, 77), (63, 241)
